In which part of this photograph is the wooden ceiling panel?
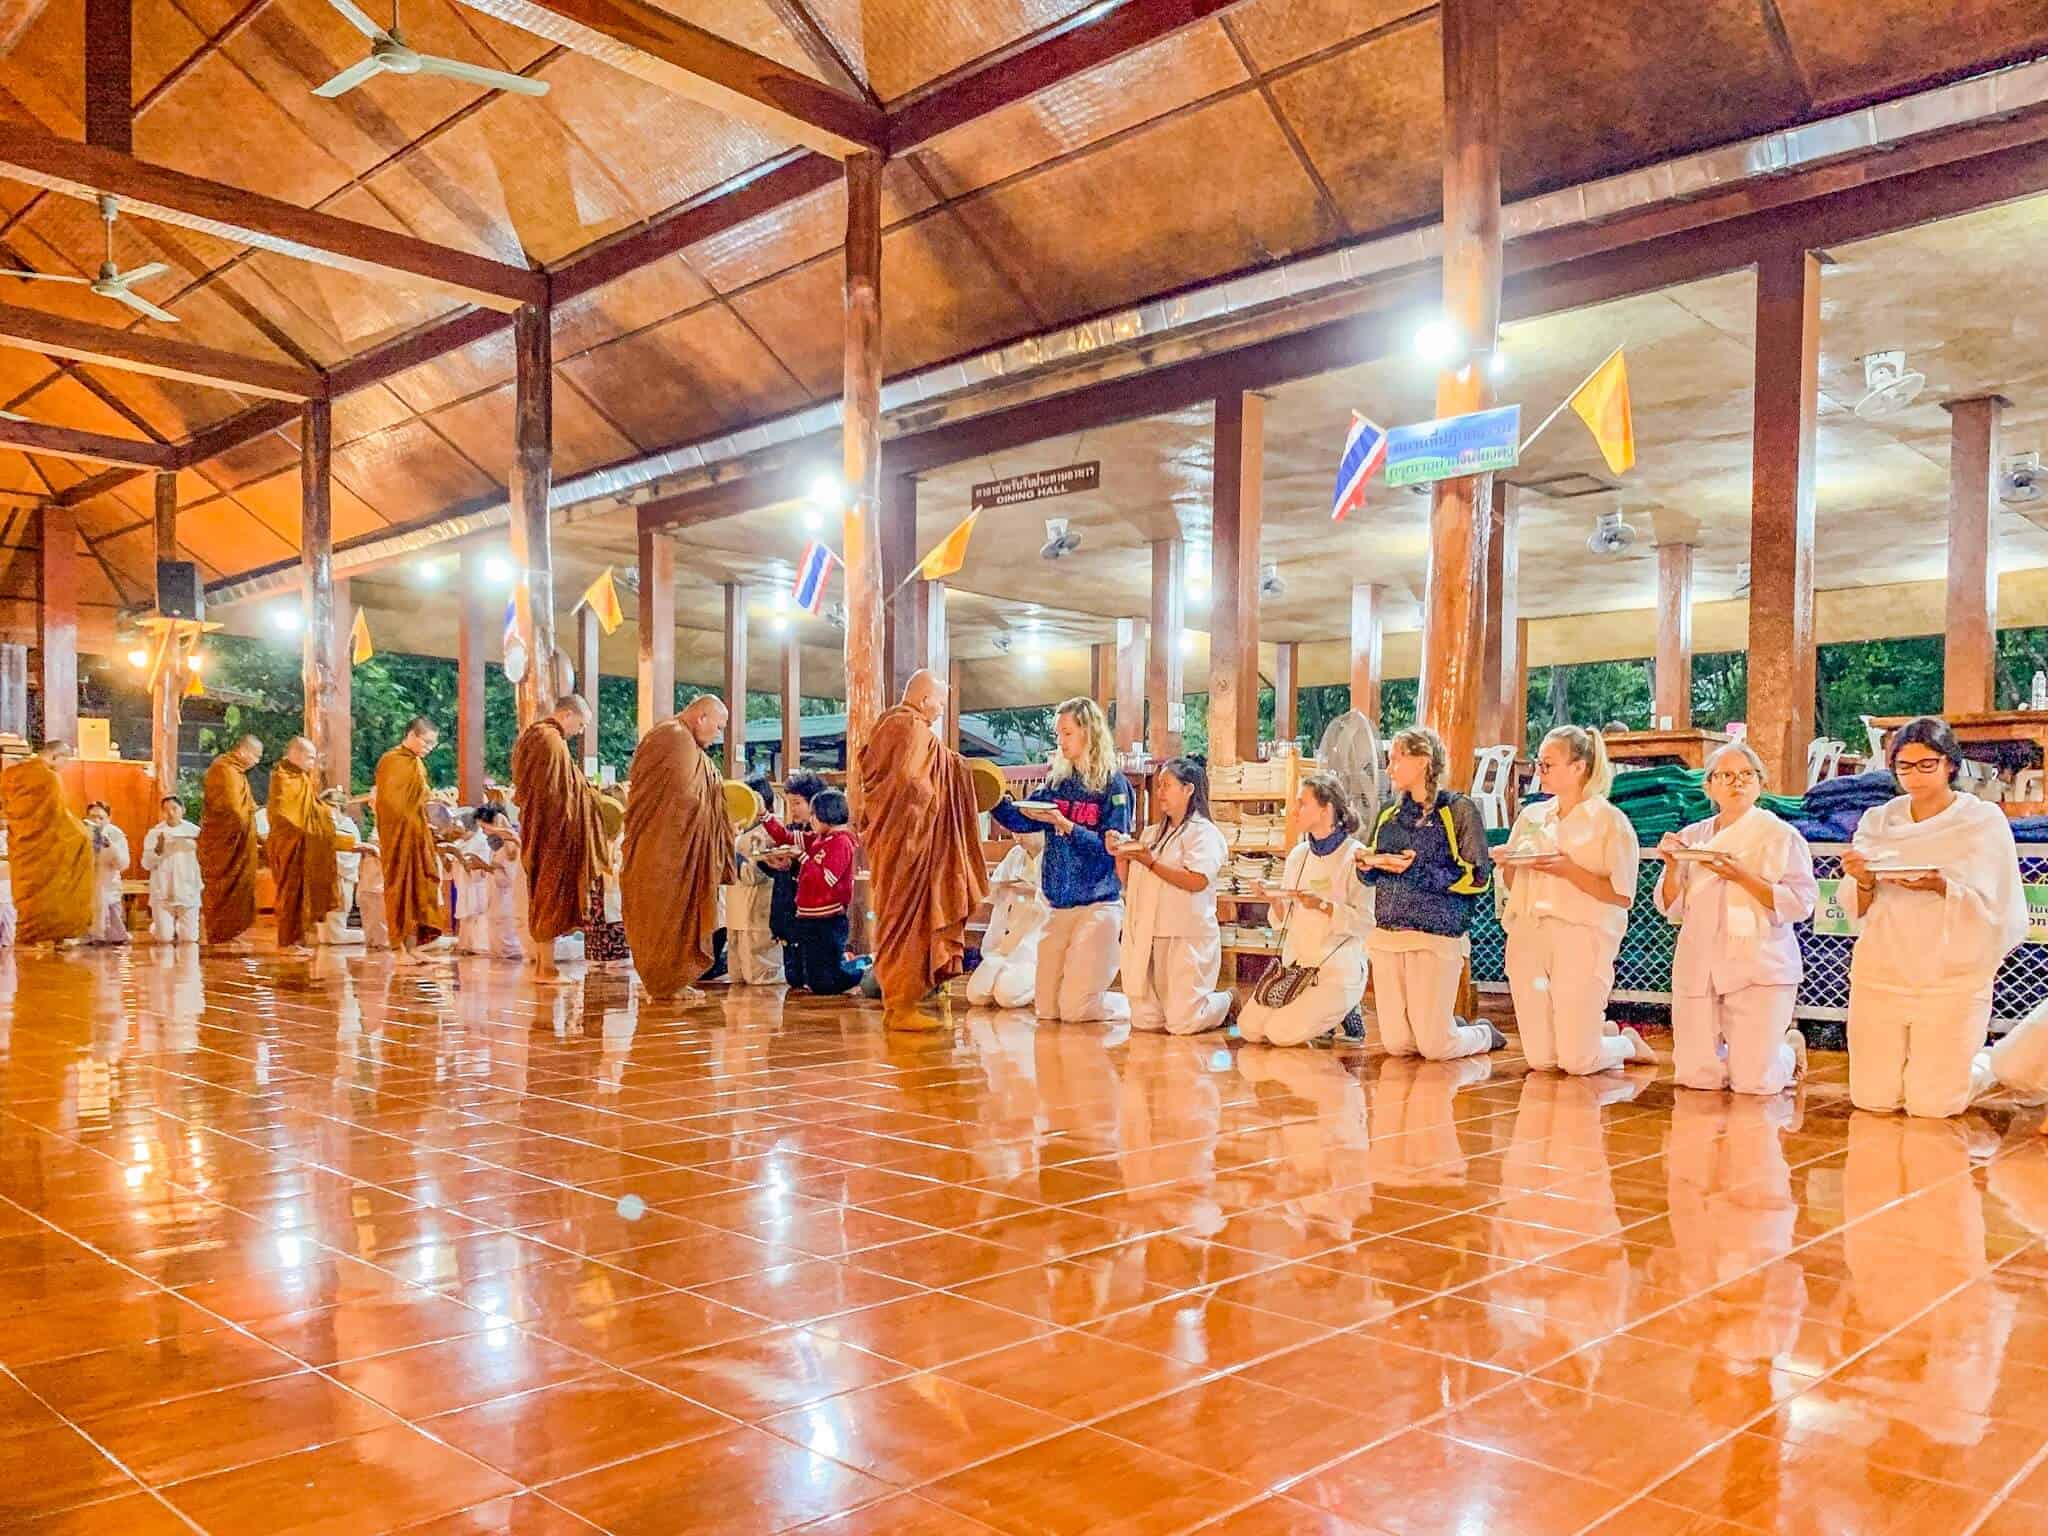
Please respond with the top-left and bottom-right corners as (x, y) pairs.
(0, 0), (206, 140)
(67, 492), (139, 545)
(953, 91), (1339, 324)
(238, 241), (466, 362)
(0, 451), (44, 496)
(909, 21), (1248, 200)
(193, 423), (304, 499)
(724, 260), (842, 396)
(331, 418), (499, 525)
(683, 158), (935, 293)
(175, 498), (297, 575)
(380, 327), (521, 415)
(1500, 0), (1807, 198)
(0, 350), (62, 411)
(332, 382), (421, 446)
(1268, 20), (1442, 234)
(553, 257), (713, 358)
(1774, 0), (2047, 106)
(16, 371), (157, 444)
(76, 368), (246, 442)
(94, 523), (160, 598)
(534, 49), (795, 219)
(805, 0), (1111, 102)
(137, 48), (359, 208)
(556, 304), (806, 448)
(635, 0), (832, 80)
(236, 464), (389, 549)
(343, 163), (530, 269)
(429, 376), (637, 481)
(1228, 0), (1431, 72)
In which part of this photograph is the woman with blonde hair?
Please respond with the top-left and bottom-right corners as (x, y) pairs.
(1499, 725), (1656, 1074)
(1237, 771), (1374, 1046)
(1655, 740), (1815, 1095)
(1359, 726), (1505, 1060)
(990, 696), (1133, 1022)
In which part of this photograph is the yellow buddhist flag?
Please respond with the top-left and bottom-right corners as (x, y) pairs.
(350, 607), (374, 664)
(580, 566), (625, 635)
(1569, 347), (1635, 475)
(917, 512), (977, 582)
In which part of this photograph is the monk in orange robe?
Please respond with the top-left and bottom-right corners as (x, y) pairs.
(1, 739), (95, 945)
(859, 669), (989, 1025)
(197, 735), (263, 947)
(512, 694), (609, 982)
(373, 716), (448, 964)
(622, 695), (736, 1001)
(266, 736), (339, 954)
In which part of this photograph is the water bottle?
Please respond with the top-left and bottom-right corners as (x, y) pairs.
(2032, 670), (2046, 711)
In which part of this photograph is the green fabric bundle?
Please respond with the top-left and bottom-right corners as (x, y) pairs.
(1508, 764), (1812, 843)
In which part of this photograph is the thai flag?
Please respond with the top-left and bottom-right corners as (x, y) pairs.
(792, 541), (839, 617)
(1330, 412), (1387, 522)
(502, 597), (518, 654)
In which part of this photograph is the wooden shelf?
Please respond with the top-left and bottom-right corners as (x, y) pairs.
(1213, 789), (1291, 802)
(1221, 943), (1281, 957)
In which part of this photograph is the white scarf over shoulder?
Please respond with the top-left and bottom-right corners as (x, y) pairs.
(1851, 793), (2026, 990)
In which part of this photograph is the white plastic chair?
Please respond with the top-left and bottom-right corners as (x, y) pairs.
(1858, 714), (1887, 760)
(1806, 737), (1845, 789)
(1471, 745), (1514, 829)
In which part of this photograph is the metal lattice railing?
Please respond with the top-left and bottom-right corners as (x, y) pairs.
(1469, 843), (2048, 1029)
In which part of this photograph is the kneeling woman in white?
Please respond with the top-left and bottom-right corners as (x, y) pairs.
(1499, 726), (1656, 1075)
(1654, 741), (1815, 1095)
(968, 836), (1049, 1010)
(1114, 758), (1232, 1035)
(1841, 716), (2026, 1119)
(1238, 772), (1374, 1047)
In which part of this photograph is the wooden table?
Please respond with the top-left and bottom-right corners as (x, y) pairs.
(1600, 729), (1732, 771)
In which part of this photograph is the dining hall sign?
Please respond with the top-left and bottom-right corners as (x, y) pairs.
(970, 461), (1101, 510)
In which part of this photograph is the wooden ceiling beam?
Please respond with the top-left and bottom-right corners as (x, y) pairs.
(84, 0), (134, 155)
(0, 123), (546, 313)
(0, 300), (322, 400)
(323, 306), (515, 398)
(889, 0), (1258, 151)
(0, 416), (174, 470)
(452, 0), (888, 158)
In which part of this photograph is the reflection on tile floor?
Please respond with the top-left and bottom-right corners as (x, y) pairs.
(2, 944), (2047, 1533)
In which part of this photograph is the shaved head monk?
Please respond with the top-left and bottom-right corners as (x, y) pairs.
(2, 739), (94, 945)
(197, 734), (264, 948)
(513, 693), (610, 982)
(859, 669), (989, 1026)
(621, 694), (736, 1002)
(374, 716), (448, 965)
(266, 736), (340, 955)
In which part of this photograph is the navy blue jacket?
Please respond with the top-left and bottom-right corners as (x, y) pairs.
(1361, 789), (1492, 937)
(990, 770), (1133, 909)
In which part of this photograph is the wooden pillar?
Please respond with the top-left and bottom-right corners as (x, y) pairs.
(1944, 395), (2007, 716)
(636, 528), (674, 735)
(507, 302), (554, 727)
(1210, 392), (1264, 767)
(457, 550), (489, 803)
(881, 473), (922, 699)
(577, 604), (601, 770)
(945, 657), (962, 753)
(1655, 543), (1695, 730)
(1747, 248), (1821, 791)
(1350, 582), (1384, 727)
(85, 0), (133, 154)
(300, 398), (342, 784)
(841, 150), (885, 817)
(1147, 537), (1185, 759)
(1510, 616), (1529, 756)
(150, 470), (180, 792)
(329, 578), (353, 790)
(1477, 482), (1519, 749)
(1274, 642), (1299, 747)
(780, 631), (801, 775)
(723, 581), (747, 779)
(1115, 617), (1147, 752)
(1091, 643), (1114, 715)
(1418, 0), (1500, 790)
(36, 505), (77, 745)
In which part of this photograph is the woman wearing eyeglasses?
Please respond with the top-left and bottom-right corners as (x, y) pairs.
(1654, 741), (1816, 1095)
(1839, 716), (2026, 1117)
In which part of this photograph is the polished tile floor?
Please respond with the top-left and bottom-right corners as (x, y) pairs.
(3, 944), (2047, 1534)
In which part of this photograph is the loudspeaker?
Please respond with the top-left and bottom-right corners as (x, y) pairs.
(157, 560), (204, 621)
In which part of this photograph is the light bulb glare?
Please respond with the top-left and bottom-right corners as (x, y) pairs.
(481, 555), (514, 588)
(269, 605), (303, 634)
(1414, 318), (1461, 364)
(1179, 630), (1196, 655)
(126, 647), (148, 668)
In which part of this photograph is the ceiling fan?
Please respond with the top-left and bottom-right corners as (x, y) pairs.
(7, 195), (178, 323)
(313, 0), (548, 99)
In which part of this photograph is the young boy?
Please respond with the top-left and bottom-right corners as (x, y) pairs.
(790, 788), (868, 996)
(761, 772), (823, 987)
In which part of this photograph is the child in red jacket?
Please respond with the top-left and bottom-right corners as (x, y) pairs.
(791, 789), (869, 996)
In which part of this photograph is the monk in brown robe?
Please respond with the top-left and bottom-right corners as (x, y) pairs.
(622, 695), (736, 1001)
(1, 739), (95, 945)
(512, 694), (609, 982)
(373, 716), (448, 964)
(266, 736), (339, 955)
(859, 669), (989, 1026)
(197, 734), (263, 947)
